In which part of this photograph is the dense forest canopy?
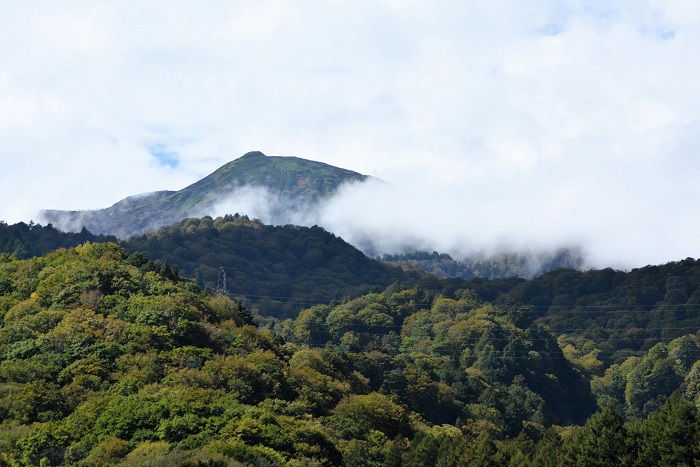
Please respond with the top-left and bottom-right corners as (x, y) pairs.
(1, 219), (419, 319)
(2, 222), (700, 464)
(504, 259), (700, 362)
(1, 244), (700, 465)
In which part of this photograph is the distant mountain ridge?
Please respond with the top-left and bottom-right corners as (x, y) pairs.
(41, 151), (370, 239)
(382, 247), (585, 280)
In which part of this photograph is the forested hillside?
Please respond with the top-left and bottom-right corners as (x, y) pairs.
(5, 219), (700, 353)
(0, 222), (117, 260)
(1, 218), (421, 320)
(122, 215), (418, 318)
(0, 243), (348, 465)
(281, 285), (700, 465)
(282, 287), (597, 432)
(2, 244), (700, 465)
(500, 260), (700, 362)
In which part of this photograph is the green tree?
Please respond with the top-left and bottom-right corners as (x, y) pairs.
(625, 344), (682, 419)
(560, 405), (630, 466)
(326, 393), (411, 440)
(632, 393), (700, 465)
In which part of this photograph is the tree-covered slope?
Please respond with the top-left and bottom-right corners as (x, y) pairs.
(2, 244), (700, 465)
(281, 284), (700, 465)
(41, 151), (370, 239)
(496, 259), (700, 362)
(386, 257), (700, 365)
(0, 221), (118, 260)
(282, 286), (597, 434)
(0, 242), (594, 465)
(6, 217), (700, 364)
(0, 244), (599, 465)
(0, 218), (418, 320)
(122, 215), (419, 319)
(0, 243), (366, 465)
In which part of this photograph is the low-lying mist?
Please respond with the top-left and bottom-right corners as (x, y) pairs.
(206, 172), (700, 273)
(206, 179), (591, 275)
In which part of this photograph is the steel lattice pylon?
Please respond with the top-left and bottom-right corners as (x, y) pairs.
(216, 267), (226, 295)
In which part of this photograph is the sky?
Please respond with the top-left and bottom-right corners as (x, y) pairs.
(1, 1), (699, 269)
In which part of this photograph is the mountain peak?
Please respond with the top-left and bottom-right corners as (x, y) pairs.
(240, 151), (267, 159)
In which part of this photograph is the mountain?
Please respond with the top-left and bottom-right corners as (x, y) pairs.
(381, 247), (585, 280)
(40, 151), (370, 239)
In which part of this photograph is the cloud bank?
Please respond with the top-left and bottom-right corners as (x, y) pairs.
(1, 2), (700, 269)
(203, 175), (676, 272)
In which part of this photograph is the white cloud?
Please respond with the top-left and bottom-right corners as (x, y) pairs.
(32, 5), (114, 57)
(216, 0), (301, 43)
(0, 74), (36, 128)
(0, 1), (699, 269)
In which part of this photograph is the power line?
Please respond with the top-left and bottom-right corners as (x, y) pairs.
(299, 326), (700, 340)
(220, 290), (700, 312)
(226, 293), (336, 306)
(289, 342), (693, 359)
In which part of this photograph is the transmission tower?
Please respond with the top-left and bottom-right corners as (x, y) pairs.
(216, 267), (227, 295)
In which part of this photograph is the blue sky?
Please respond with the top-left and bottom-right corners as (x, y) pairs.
(0, 1), (699, 268)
